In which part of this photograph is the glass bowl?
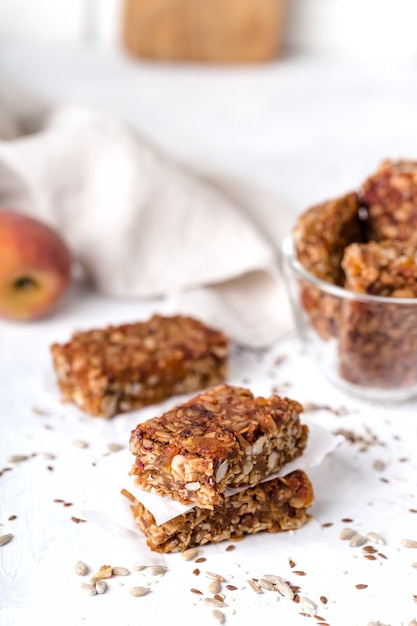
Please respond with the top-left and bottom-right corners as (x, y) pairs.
(280, 234), (417, 402)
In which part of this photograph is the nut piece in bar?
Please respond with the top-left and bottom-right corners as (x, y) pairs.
(293, 191), (363, 339)
(361, 159), (417, 244)
(123, 470), (313, 553)
(129, 384), (308, 510)
(50, 314), (228, 418)
(339, 240), (417, 388)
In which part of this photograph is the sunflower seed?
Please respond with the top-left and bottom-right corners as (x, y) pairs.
(339, 527), (357, 540)
(402, 538), (417, 549)
(262, 574), (286, 584)
(212, 609), (225, 624)
(349, 534), (367, 547)
(275, 580), (294, 600)
(181, 547), (199, 561)
(0, 533), (13, 547)
(106, 443), (124, 453)
(149, 565), (167, 576)
(112, 566), (129, 576)
(206, 571), (226, 582)
(258, 578), (276, 591)
(247, 579), (262, 594)
(130, 586), (150, 597)
(300, 597), (316, 613)
(71, 440), (89, 449)
(204, 598), (227, 608)
(95, 580), (107, 594)
(6, 454), (28, 463)
(81, 583), (97, 596)
(367, 532), (385, 545)
(75, 561), (89, 576)
(208, 581), (221, 594)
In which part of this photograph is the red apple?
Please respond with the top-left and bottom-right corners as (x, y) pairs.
(0, 209), (72, 321)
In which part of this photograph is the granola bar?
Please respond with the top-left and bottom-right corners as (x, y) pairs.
(361, 159), (417, 244)
(123, 470), (313, 553)
(293, 191), (364, 339)
(129, 384), (308, 509)
(338, 240), (417, 388)
(50, 314), (228, 418)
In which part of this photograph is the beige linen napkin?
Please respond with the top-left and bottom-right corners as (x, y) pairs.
(0, 82), (294, 347)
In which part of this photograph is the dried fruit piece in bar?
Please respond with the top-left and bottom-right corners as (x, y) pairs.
(50, 314), (228, 418)
(129, 384), (308, 509)
(361, 159), (417, 244)
(123, 469), (313, 553)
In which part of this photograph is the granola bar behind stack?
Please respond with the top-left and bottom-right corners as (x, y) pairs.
(50, 314), (228, 418)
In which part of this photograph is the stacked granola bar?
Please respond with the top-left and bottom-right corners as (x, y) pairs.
(125, 384), (313, 553)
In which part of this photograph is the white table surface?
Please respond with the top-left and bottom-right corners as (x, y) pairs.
(1, 44), (417, 626)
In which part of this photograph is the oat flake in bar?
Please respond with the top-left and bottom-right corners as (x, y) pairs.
(123, 470), (313, 553)
(129, 384), (308, 510)
(50, 314), (228, 418)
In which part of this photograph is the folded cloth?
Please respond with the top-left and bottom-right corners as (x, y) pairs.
(0, 81), (294, 347)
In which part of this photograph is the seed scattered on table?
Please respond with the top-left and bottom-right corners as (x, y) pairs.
(355, 584), (368, 589)
(182, 547), (199, 561)
(367, 531), (385, 545)
(71, 516), (86, 524)
(402, 538), (417, 548)
(0, 533), (13, 546)
(112, 566), (130, 576)
(190, 588), (203, 595)
(81, 583), (97, 596)
(71, 440), (89, 449)
(6, 454), (28, 463)
(204, 598), (227, 608)
(149, 565), (167, 576)
(95, 580), (107, 594)
(349, 534), (367, 547)
(206, 572), (225, 582)
(275, 580), (294, 600)
(75, 561), (89, 576)
(208, 580), (221, 594)
(338, 527), (357, 540)
(212, 609), (225, 624)
(106, 443), (124, 453)
(130, 586), (150, 597)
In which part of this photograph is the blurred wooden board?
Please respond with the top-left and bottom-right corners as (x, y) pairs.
(121, 0), (288, 63)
